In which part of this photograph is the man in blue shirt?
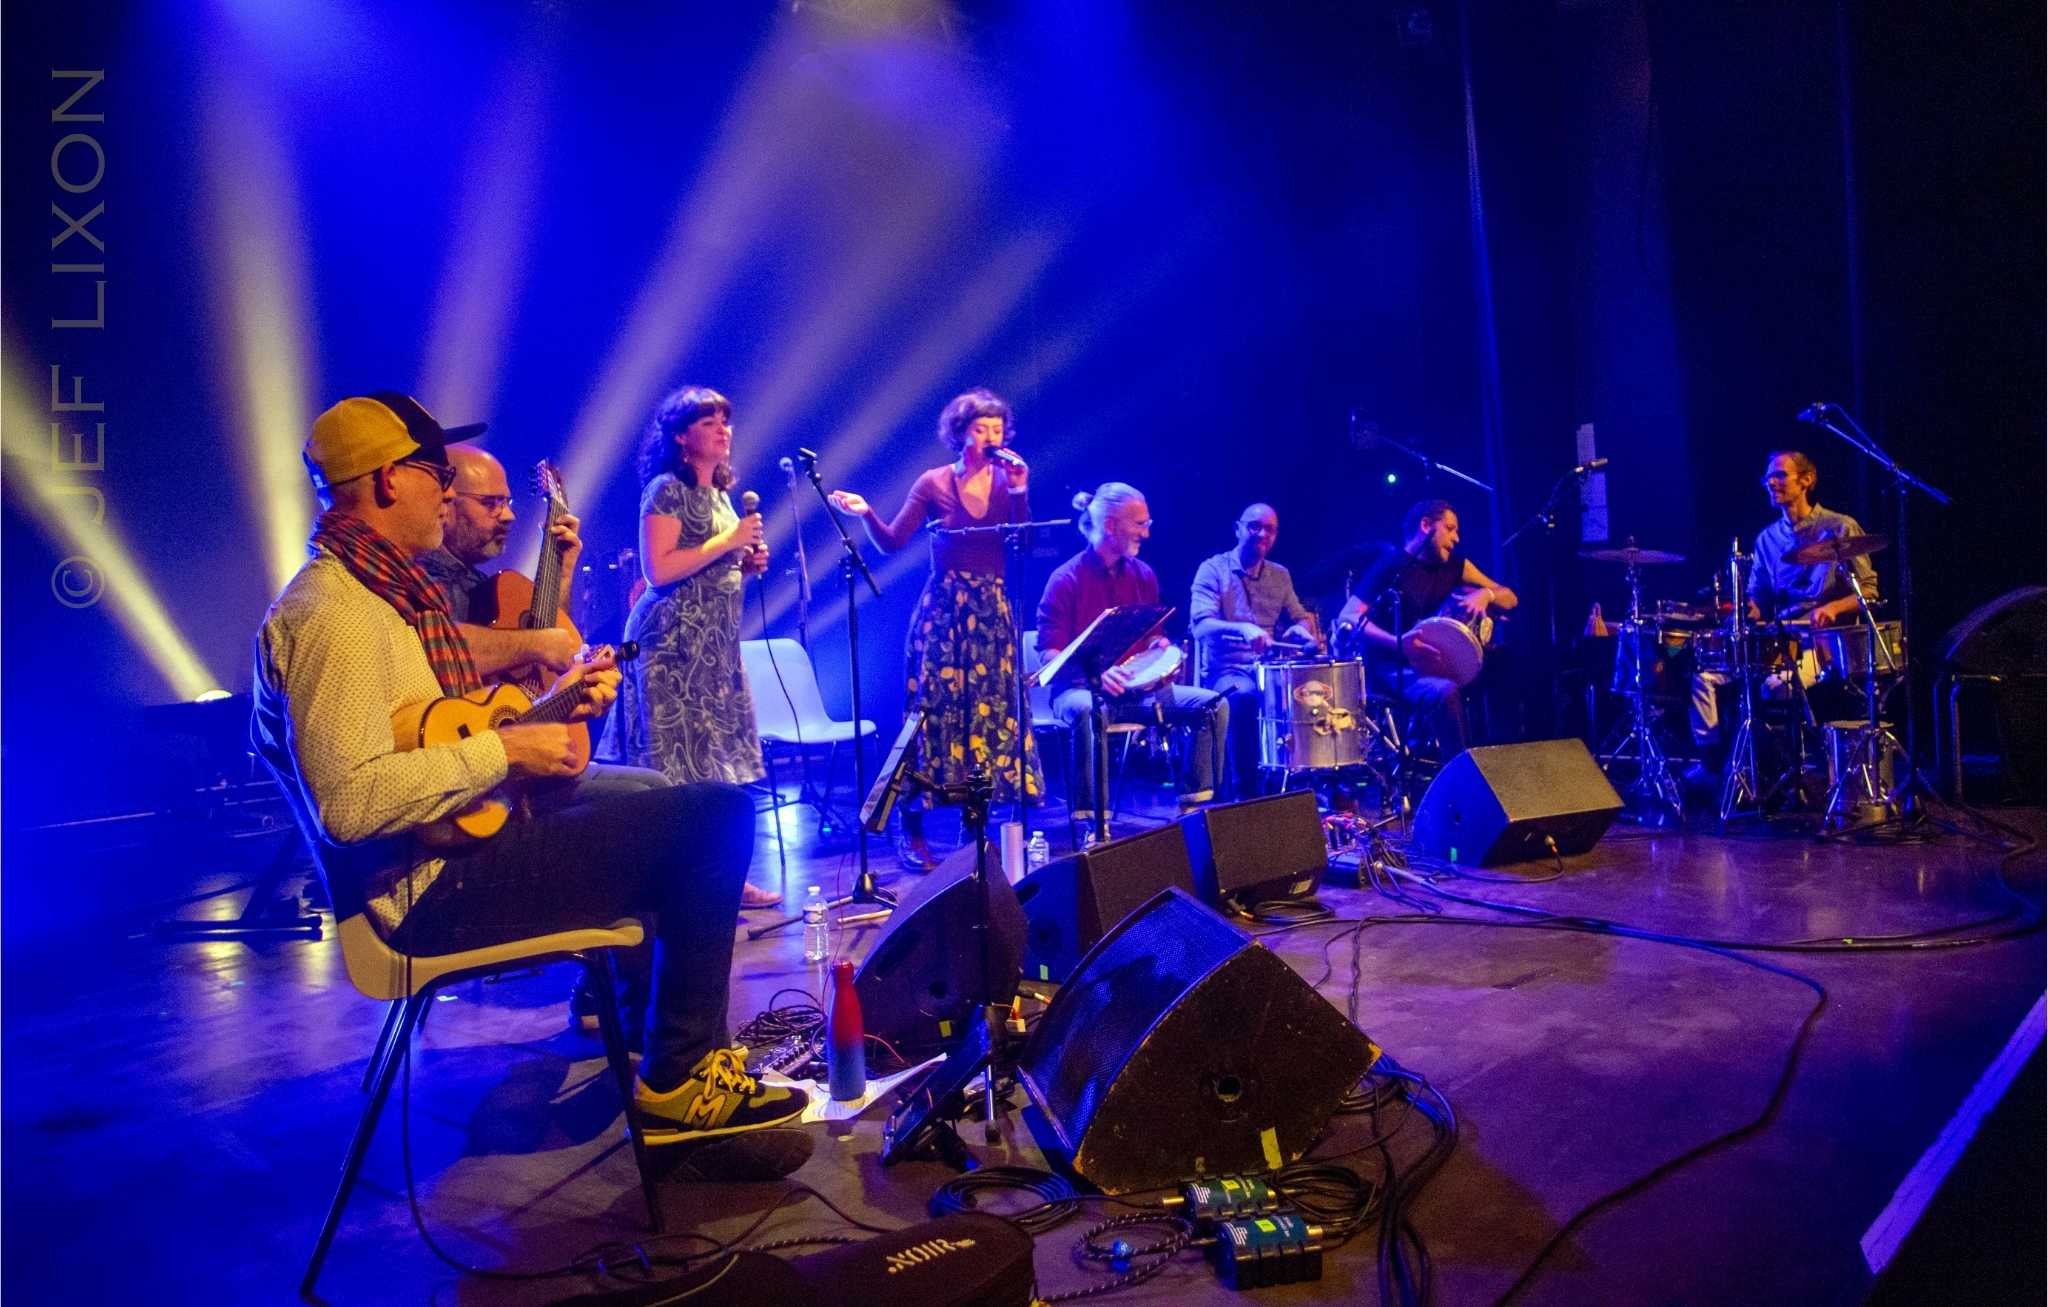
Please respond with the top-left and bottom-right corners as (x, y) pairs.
(1190, 503), (1321, 797)
(1690, 450), (1880, 764)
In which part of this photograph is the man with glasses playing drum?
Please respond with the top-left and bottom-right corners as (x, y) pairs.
(1190, 503), (1323, 798)
(1333, 498), (1517, 760)
(1038, 483), (1228, 827)
(1688, 450), (1879, 778)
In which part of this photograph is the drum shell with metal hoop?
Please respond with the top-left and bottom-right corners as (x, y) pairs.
(1609, 621), (1697, 697)
(1693, 626), (1803, 676)
(1404, 615), (1488, 688)
(1813, 620), (1904, 683)
(1256, 659), (1369, 770)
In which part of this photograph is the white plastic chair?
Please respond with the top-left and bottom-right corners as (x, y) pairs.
(302, 901), (656, 1299)
(742, 638), (876, 818)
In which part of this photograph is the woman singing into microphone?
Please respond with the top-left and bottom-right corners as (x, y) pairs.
(601, 386), (779, 905)
(828, 388), (1043, 869)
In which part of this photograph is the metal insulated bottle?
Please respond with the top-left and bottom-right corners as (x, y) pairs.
(826, 958), (866, 1102)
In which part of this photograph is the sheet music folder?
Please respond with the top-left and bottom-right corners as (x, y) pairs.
(1029, 604), (1173, 688)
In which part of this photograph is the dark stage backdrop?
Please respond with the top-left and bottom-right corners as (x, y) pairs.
(3, 1), (2039, 844)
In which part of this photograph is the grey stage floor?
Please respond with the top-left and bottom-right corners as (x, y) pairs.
(4, 790), (2042, 1305)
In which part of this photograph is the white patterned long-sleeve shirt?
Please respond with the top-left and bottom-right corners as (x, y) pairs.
(252, 554), (509, 932)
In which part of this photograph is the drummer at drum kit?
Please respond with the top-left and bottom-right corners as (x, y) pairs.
(1333, 498), (1518, 759)
(1688, 450), (1880, 775)
(1189, 502), (1324, 798)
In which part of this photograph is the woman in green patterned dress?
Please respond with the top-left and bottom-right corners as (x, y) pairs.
(599, 384), (781, 906)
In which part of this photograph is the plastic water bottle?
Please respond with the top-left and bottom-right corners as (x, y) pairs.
(1026, 830), (1051, 872)
(801, 885), (829, 963)
(826, 958), (867, 1101)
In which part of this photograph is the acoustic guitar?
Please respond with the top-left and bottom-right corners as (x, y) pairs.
(485, 460), (584, 695)
(392, 642), (638, 848)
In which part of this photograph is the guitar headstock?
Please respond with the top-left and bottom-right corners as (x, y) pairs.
(533, 459), (571, 518)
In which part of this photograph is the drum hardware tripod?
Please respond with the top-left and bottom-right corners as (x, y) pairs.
(1799, 401), (1952, 833)
(1819, 560), (1911, 835)
(1597, 544), (1684, 824)
(1718, 627), (1825, 822)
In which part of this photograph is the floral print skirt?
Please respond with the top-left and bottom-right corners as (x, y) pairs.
(903, 570), (1043, 807)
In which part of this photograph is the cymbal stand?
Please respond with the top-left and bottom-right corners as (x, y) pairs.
(1719, 539), (1765, 820)
(1821, 561), (1910, 833)
(1598, 546), (1683, 824)
(1803, 402), (1952, 822)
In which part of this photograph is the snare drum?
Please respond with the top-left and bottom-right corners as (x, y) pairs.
(1693, 624), (1803, 676)
(1257, 659), (1369, 770)
(1813, 620), (1905, 682)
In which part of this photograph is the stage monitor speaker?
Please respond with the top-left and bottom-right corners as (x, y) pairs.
(853, 843), (1025, 1057)
(1013, 822), (1196, 983)
(1018, 887), (1379, 1194)
(1410, 738), (1621, 867)
(1180, 789), (1327, 907)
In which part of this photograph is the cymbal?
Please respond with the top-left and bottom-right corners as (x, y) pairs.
(1784, 533), (1889, 566)
(1579, 545), (1686, 566)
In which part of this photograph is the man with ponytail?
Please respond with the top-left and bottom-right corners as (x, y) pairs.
(1035, 482), (1226, 827)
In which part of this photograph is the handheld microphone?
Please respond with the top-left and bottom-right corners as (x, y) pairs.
(988, 447), (1026, 471)
(1572, 457), (1609, 475)
(1796, 401), (1832, 423)
(738, 490), (766, 563)
(778, 455), (797, 482)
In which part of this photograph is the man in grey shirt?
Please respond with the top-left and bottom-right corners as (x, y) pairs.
(1191, 503), (1321, 798)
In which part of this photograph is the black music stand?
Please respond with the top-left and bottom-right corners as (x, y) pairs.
(1030, 604), (1173, 847)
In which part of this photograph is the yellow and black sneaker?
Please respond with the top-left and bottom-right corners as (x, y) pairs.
(635, 1047), (808, 1144)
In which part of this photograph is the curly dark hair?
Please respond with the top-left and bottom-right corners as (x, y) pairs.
(635, 385), (734, 489)
(935, 388), (1013, 453)
(1403, 498), (1455, 539)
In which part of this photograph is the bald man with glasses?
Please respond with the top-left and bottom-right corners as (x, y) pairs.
(418, 443), (587, 684)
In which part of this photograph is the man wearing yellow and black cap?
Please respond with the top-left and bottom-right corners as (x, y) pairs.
(252, 393), (808, 1152)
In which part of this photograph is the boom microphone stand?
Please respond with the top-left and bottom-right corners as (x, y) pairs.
(1797, 402), (1952, 827)
(798, 447), (893, 912)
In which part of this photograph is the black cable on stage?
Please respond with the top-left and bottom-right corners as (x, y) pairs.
(1040, 1211), (1196, 1303)
(1327, 904), (1828, 1304)
(1400, 852), (2042, 954)
(929, 1166), (1081, 1233)
(1246, 895), (1337, 926)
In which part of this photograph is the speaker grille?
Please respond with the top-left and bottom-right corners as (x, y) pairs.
(1083, 823), (1198, 927)
(1020, 889), (1379, 1192)
(1024, 891), (1245, 1149)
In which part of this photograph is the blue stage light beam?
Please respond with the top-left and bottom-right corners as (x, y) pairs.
(417, 48), (552, 428)
(557, 22), (811, 504)
(2, 356), (223, 699)
(198, 64), (317, 595)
